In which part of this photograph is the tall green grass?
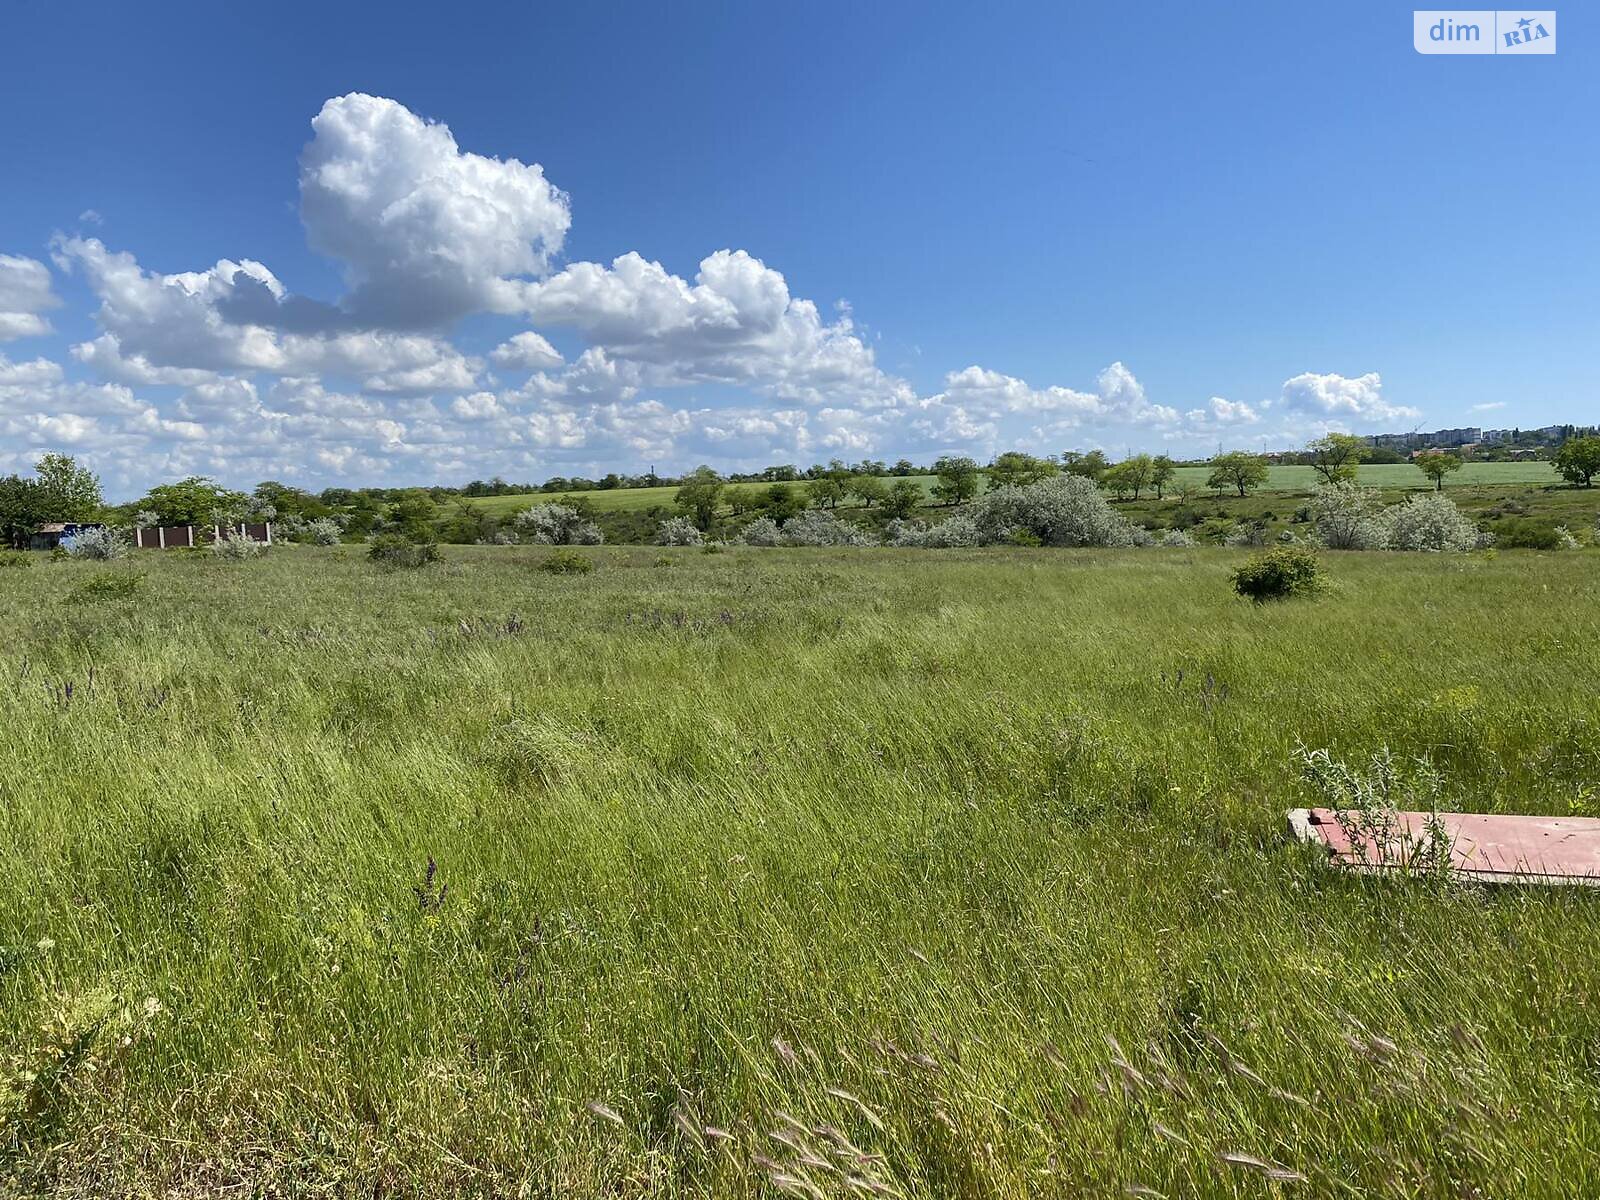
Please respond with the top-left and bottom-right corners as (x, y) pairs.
(1, 546), (1597, 1196)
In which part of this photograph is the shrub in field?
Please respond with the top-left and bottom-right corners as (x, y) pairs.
(962, 473), (1136, 547)
(1381, 493), (1486, 552)
(65, 526), (127, 561)
(655, 516), (704, 546)
(886, 515), (982, 547)
(368, 533), (441, 569)
(1492, 518), (1562, 550)
(209, 533), (267, 560)
(304, 517), (342, 546)
(1223, 519), (1268, 547)
(1158, 528), (1194, 547)
(1295, 744), (1453, 883)
(1308, 482), (1386, 550)
(538, 548), (594, 575)
(66, 572), (143, 603)
(737, 516), (783, 546)
(779, 510), (877, 546)
(1555, 525), (1581, 550)
(513, 503), (603, 546)
(1231, 545), (1324, 602)
(0, 550), (31, 568)
(1276, 529), (1298, 544)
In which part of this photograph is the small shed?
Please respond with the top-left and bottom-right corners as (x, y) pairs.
(29, 522), (105, 551)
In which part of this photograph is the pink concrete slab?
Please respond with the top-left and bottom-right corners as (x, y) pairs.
(1288, 807), (1600, 885)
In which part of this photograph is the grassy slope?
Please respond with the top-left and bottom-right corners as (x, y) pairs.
(2, 546), (1599, 1196)
(467, 462), (1562, 519)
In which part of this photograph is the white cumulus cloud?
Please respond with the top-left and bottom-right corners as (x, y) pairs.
(522, 249), (911, 408)
(0, 254), (62, 340)
(299, 93), (570, 328)
(1278, 371), (1418, 424)
(490, 331), (564, 370)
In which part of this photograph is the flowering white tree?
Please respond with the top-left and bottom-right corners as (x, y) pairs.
(513, 503), (603, 545)
(655, 516), (704, 546)
(1381, 494), (1487, 552)
(1308, 482), (1387, 550)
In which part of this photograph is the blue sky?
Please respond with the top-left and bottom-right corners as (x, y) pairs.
(0, 1), (1593, 496)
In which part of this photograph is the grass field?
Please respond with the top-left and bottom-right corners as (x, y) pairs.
(467, 461), (1562, 520)
(3, 545), (1599, 1196)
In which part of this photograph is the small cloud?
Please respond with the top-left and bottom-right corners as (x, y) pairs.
(78, 209), (104, 225)
(1469, 401), (1506, 412)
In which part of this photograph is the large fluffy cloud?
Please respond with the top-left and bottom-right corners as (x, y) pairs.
(54, 236), (481, 393)
(298, 93), (570, 328)
(1278, 371), (1418, 424)
(522, 249), (912, 408)
(931, 360), (1180, 426)
(0, 255), (61, 340)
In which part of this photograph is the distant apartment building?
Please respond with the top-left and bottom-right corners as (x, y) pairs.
(1477, 424), (1589, 447)
(1368, 432), (1420, 450)
(1368, 427), (1480, 451)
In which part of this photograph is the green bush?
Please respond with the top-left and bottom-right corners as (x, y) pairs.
(66, 572), (144, 604)
(537, 547), (594, 575)
(1231, 545), (1324, 602)
(0, 550), (32, 569)
(1492, 518), (1561, 550)
(368, 533), (441, 569)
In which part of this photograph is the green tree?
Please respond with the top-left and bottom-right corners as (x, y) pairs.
(140, 476), (250, 526)
(1062, 449), (1109, 481)
(883, 479), (922, 519)
(1102, 454), (1155, 500)
(987, 451), (1055, 489)
(1554, 436), (1600, 488)
(254, 480), (329, 519)
(675, 465), (725, 528)
(1306, 433), (1366, 485)
(1207, 451), (1270, 498)
(33, 453), (102, 521)
(1150, 455), (1177, 499)
(761, 483), (804, 523)
(848, 474), (887, 508)
(439, 499), (493, 544)
(0, 475), (45, 548)
(931, 455), (981, 506)
(806, 475), (846, 509)
(1416, 452), (1463, 491)
(385, 491), (439, 540)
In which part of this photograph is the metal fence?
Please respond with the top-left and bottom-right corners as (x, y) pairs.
(134, 523), (273, 549)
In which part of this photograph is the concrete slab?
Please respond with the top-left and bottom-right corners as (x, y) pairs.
(1288, 807), (1600, 886)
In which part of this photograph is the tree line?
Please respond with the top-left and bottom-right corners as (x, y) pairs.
(5, 432), (1598, 550)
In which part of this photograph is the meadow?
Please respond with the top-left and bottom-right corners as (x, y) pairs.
(2, 544), (1599, 1197)
(466, 461), (1562, 520)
